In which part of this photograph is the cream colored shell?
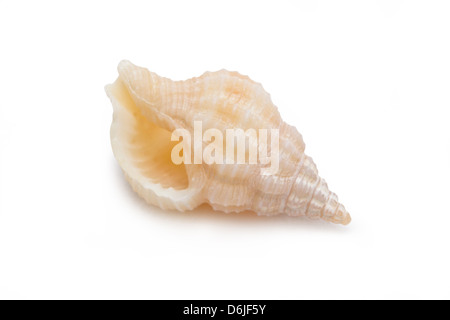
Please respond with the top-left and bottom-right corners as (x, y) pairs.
(105, 60), (351, 225)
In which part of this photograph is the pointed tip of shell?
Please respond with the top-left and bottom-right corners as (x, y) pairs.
(341, 212), (352, 226)
(333, 205), (351, 226)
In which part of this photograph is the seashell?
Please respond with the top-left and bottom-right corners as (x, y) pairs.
(105, 60), (351, 225)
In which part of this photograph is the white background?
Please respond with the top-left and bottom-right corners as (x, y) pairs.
(1, 0), (449, 300)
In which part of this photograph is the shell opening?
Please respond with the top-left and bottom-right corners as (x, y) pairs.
(109, 79), (189, 191)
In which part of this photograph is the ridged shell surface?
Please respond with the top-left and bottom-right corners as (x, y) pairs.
(105, 60), (351, 225)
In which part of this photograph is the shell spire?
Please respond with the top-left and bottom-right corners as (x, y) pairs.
(106, 60), (351, 225)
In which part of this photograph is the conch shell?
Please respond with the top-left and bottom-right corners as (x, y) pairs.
(105, 60), (351, 225)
